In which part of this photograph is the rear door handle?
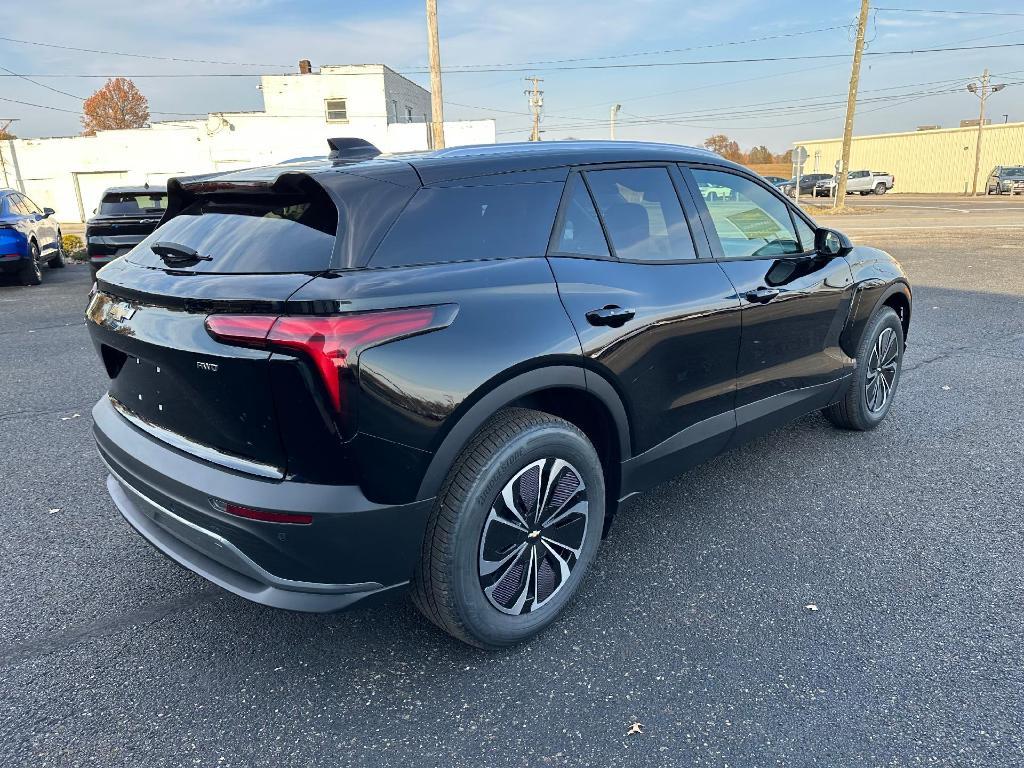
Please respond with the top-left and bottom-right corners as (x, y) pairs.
(744, 287), (781, 304)
(586, 305), (635, 327)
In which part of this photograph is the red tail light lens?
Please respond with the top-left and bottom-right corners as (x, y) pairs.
(219, 501), (313, 525)
(205, 306), (450, 413)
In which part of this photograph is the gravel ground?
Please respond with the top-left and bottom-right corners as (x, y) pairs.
(1, 215), (1022, 767)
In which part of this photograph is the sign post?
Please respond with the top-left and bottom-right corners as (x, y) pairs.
(792, 146), (808, 205)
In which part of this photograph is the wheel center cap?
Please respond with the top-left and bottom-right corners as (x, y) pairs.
(527, 529), (541, 540)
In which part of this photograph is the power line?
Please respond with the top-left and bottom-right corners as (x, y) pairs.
(874, 7), (1024, 17)
(3, 41), (1024, 78)
(506, 81), (1022, 135)
(0, 35), (290, 66)
(0, 64), (85, 100)
(0, 23), (849, 75)
(441, 25), (852, 68)
(489, 70), (1022, 132)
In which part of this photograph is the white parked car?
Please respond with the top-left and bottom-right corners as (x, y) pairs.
(816, 170), (895, 197)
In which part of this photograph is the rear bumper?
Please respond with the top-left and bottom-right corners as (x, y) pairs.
(0, 253), (29, 273)
(93, 395), (434, 612)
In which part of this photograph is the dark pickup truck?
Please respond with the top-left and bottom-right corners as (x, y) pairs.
(86, 185), (167, 279)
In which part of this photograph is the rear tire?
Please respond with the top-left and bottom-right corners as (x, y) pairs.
(20, 243), (42, 286)
(823, 306), (904, 431)
(411, 408), (605, 649)
(47, 233), (65, 269)
(874, 183), (887, 195)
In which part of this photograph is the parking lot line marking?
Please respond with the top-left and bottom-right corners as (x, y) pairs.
(842, 223), (1024, 232)
(868, 205), (973, 213)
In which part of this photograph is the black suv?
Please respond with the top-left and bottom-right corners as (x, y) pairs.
(86, 185), (168, 279)
(87, 141), (911, 648)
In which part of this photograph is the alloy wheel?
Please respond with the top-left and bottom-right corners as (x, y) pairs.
(478, 458), (589, 615)
(865, 327), (899, 413)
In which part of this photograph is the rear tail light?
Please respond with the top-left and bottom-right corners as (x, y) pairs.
(205, 305), (455, 414)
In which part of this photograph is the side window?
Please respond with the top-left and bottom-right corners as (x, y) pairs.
(792, 213), (816, 253)
(549, 174), (609, 258)
(21, 195), (42, 215)
(10, 195), (30, 215)
(689, 169), (801, 259)
(584, 167), (696, 262)
(371, 181), (564, 268)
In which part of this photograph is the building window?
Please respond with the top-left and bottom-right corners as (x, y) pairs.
(391, 99), (399, 122)
(325, 98), (348, 122)
(405, 106), (414, 123)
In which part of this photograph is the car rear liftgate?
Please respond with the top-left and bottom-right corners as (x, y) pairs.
(87, 173), (346, 479)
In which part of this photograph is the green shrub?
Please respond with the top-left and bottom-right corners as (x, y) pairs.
(62, 234), (86, 261)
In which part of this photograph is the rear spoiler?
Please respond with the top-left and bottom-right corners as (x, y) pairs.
(160, 170), (333, 228)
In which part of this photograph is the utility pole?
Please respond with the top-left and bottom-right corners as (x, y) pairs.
(425, 0), (445, 149)
(610, 104), (621, 140)
(967, 69), (1005, 195)
(834, 0), (871, 209)
(0, 119), (18, 188)
(525, 76), (544, 141)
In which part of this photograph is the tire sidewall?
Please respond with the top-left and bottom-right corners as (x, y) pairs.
(22, 243), (42, 284)
(448, 423), (605, 647)
(852, 308), (904, 427)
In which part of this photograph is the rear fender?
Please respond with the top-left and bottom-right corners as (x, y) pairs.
(415, 365), (630, 501)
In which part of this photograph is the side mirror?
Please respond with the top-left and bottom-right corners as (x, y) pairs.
(43, 207), (55, 217)
(815, 227), (852, 257)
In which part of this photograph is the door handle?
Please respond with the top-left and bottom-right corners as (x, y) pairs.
(586, 305), (635, 327)
(744, 287), (781, 304)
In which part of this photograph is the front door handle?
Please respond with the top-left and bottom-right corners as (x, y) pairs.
(744, 287), (781, 304)
(586, 305), (636, 327)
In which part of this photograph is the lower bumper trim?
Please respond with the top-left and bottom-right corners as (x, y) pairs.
(106, 469), (397, 613)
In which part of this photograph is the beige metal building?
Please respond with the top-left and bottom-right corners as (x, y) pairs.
(794, 121), (1024, 194)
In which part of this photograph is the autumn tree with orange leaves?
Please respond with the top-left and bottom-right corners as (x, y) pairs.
(81, 78), (150, 135)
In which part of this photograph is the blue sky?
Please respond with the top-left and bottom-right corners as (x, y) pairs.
(2, 0), (1022, 152)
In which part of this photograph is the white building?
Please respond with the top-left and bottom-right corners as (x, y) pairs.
(0, 64), (496, 222)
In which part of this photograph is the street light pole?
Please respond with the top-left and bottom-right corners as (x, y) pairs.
(610, 104), (621, 140)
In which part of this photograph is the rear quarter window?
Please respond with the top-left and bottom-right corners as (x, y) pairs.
(370, 181), (563, 268)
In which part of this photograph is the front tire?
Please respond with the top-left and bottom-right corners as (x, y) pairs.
(823, 306), (904, 431)
(412, 408), (605, 649)
(20, 242), (42, 286)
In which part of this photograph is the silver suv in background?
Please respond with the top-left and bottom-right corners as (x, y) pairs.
(986, 166), (1024, 195)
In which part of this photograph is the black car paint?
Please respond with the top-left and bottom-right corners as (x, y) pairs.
(86, 187), (166, 278)
(87, 142), (911, 612)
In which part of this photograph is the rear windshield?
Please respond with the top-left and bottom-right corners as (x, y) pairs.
(127, 196), (337, 274)
(370, 181), (563, 268)
(100, 192), (167, 215)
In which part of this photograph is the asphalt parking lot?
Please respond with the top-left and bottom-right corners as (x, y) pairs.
(2, 200), (1023, 767)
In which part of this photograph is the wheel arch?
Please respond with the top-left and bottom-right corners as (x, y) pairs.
(416, 365), (630, 529)
(841, 278), (912, 359)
